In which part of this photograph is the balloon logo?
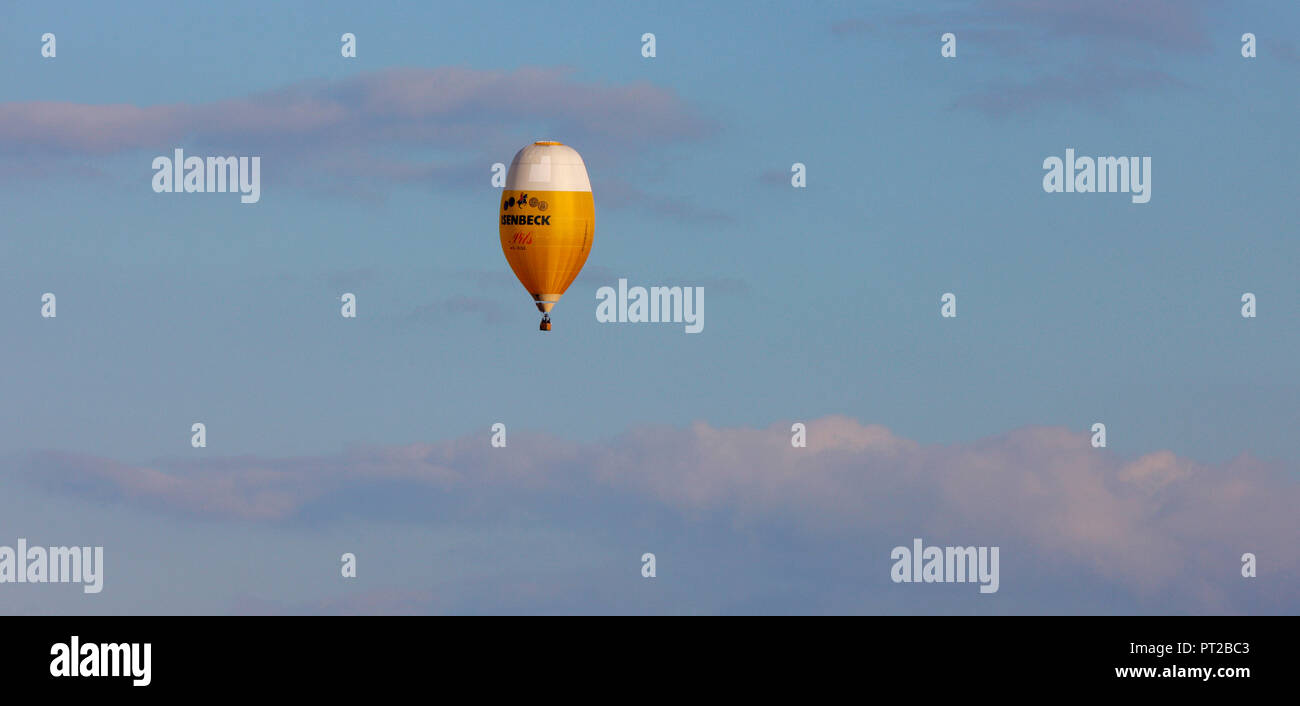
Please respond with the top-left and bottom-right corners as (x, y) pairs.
(498, 141), (594, 331)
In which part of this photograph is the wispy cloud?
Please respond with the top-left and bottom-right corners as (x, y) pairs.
(403, 295), (510, 326)
(597, 177), (732, 225)
(834, 0), (1213, 52)
(833, 0), (1215, 115)
(950, 64), (1187, 117)
(0, 67), (718, 206)
(233, 589), (439, 616)
(986, 0), (1213, 52)
(757, 168), (788, 188)
(0, 67), (715, 155)
(14, 416), (1297, 611)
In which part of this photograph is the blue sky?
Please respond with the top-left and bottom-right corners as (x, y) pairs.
(0, 0), (1296, 614)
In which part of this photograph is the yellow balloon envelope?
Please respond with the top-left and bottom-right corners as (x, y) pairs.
(499, 141), (594, 331)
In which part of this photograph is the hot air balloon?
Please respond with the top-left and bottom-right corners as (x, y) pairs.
(498, 141), (594, 331)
